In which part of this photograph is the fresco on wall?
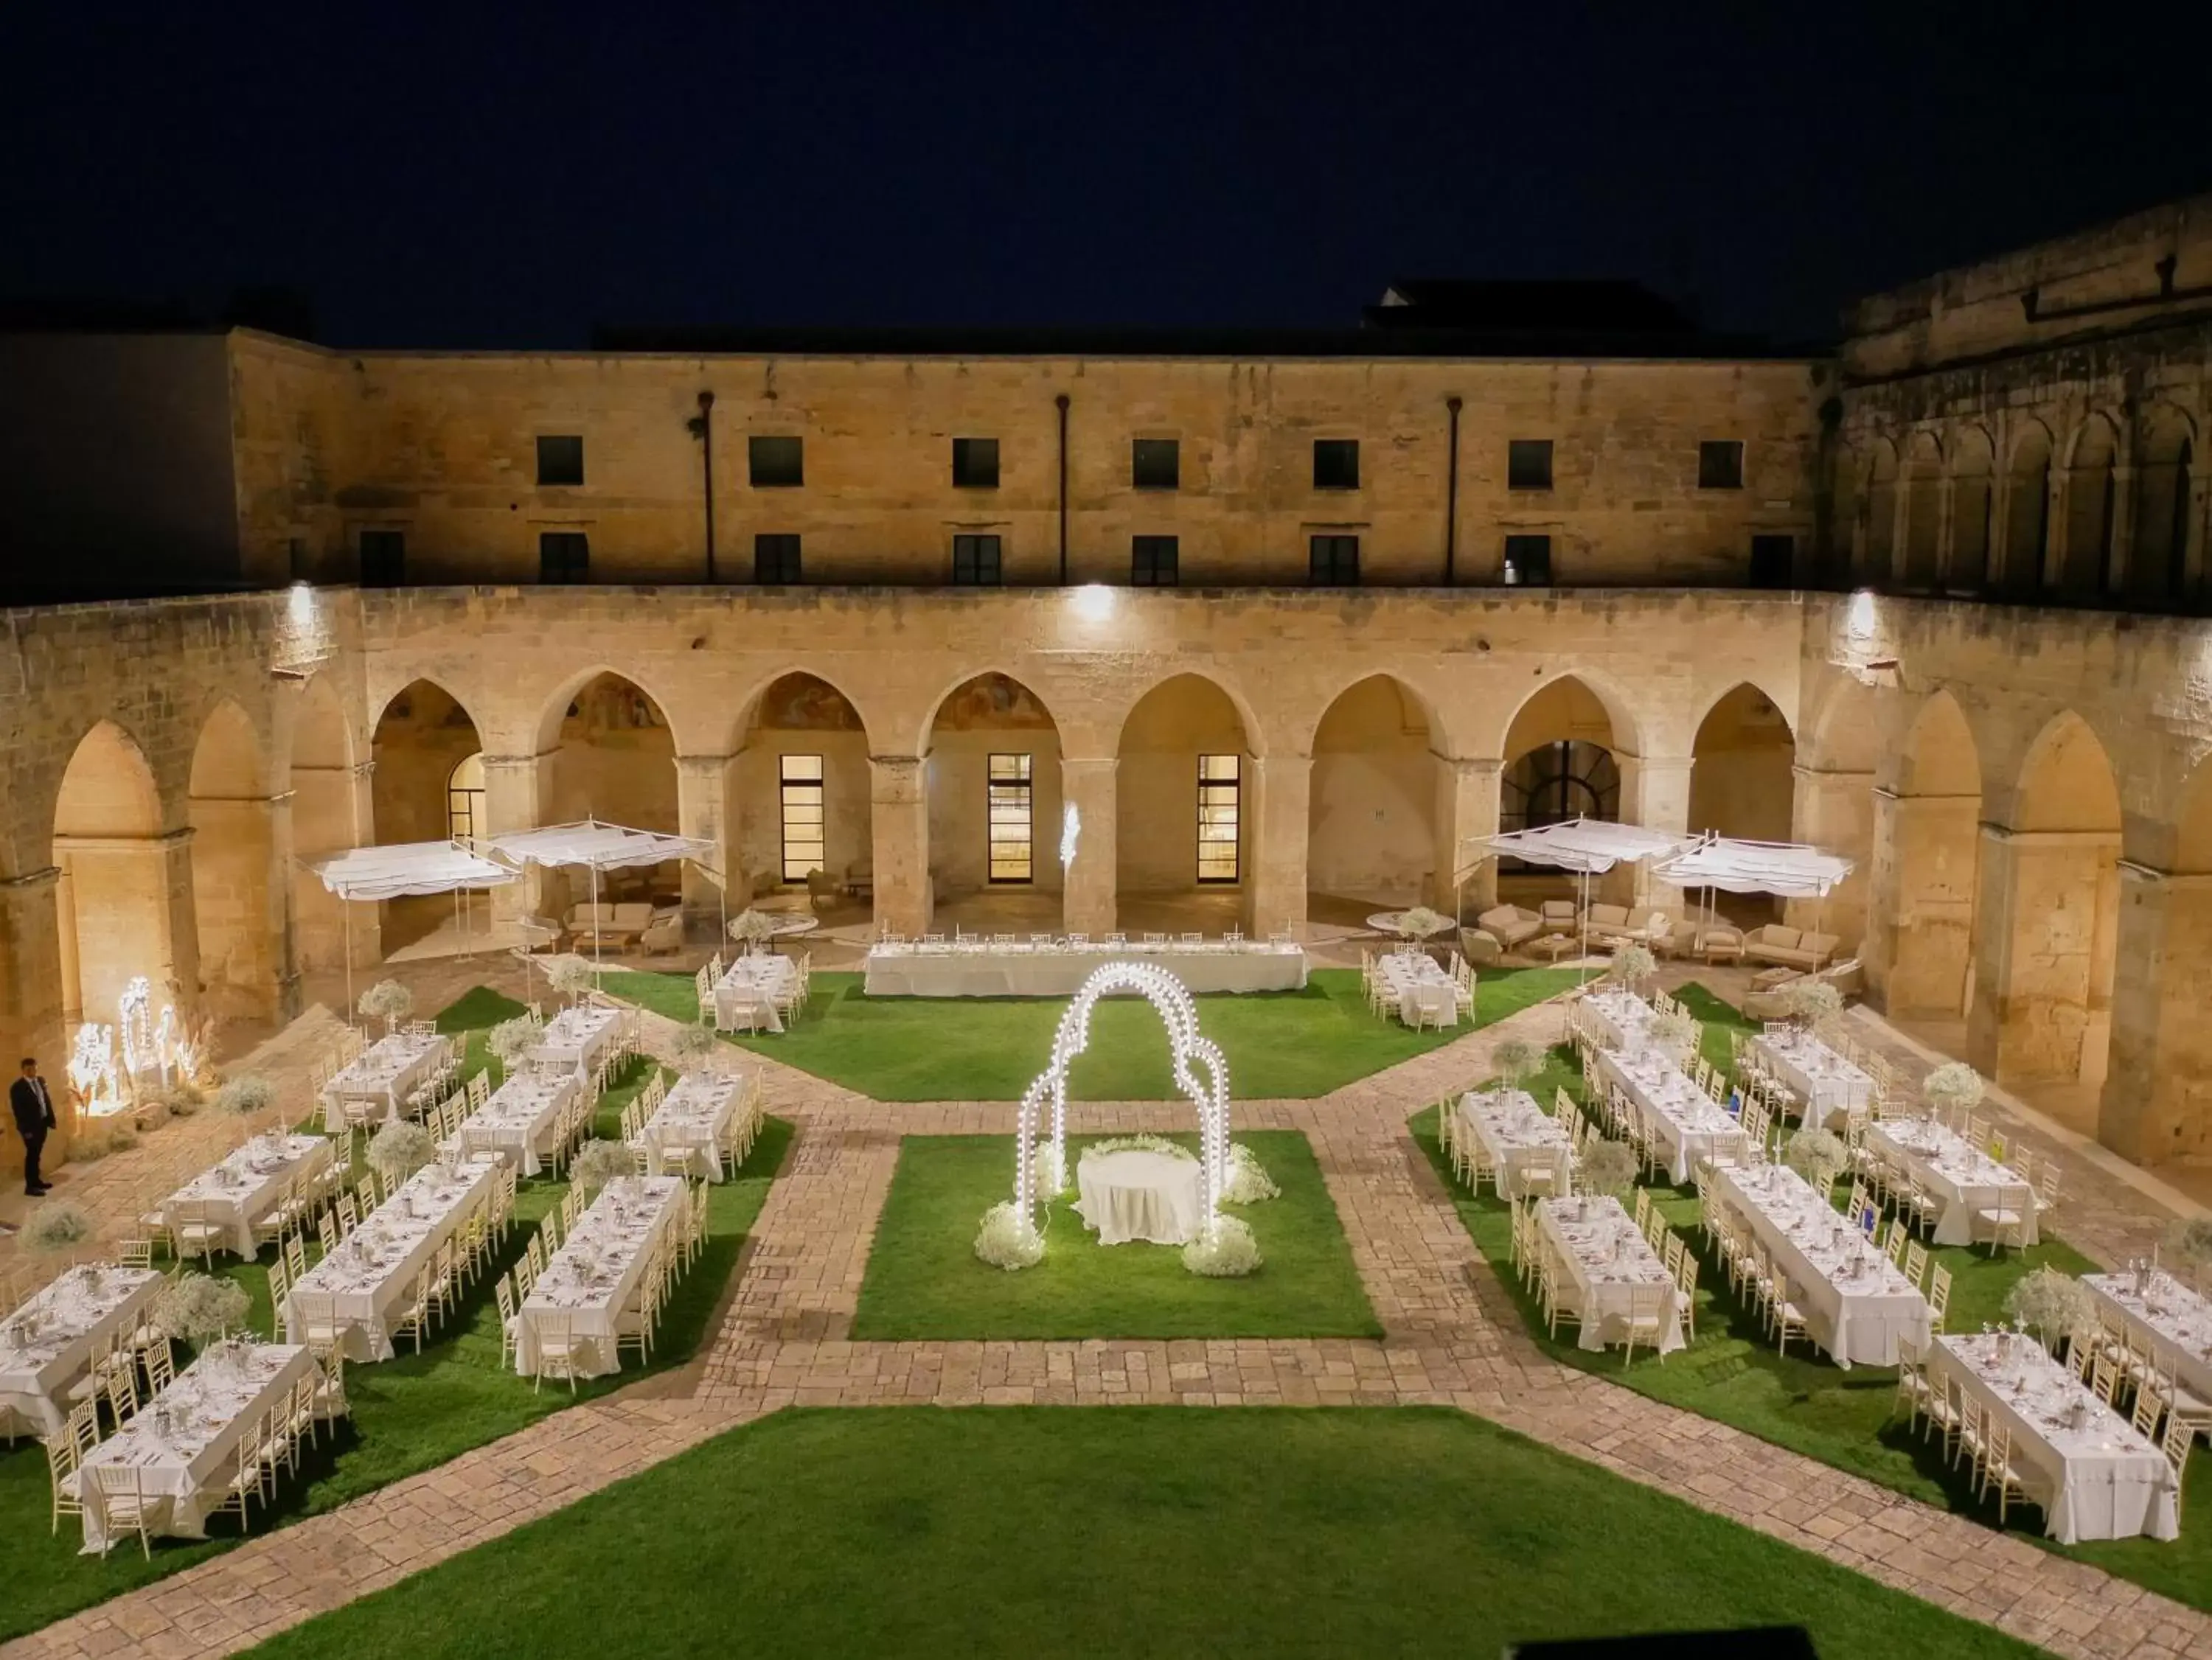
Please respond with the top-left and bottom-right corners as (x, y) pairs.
(936, 672), (1054, 730)
(757, 674), (863, 731)
(560, 674), (668, 739)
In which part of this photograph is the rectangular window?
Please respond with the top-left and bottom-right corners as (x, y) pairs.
(754, 533), (802, 583)
(952, 437), (1000, 489)
(536, 435), (584, 487)
(1132, 437), (1180, 490)
(748, 435), (805, 487)
(1309, 533), (1360, 585)
(1507, 439), (1554, 491)
(1750, 534), (1795, 588)
(952, 533), (1003, 585)
(988, 753), (1033, 882)
(1197, 754), (1240, 884)
(1312, 438), (1360, 490)
(1698, 439), (1745, 490)
(1131, 534), (1179, 587)
(1502, 534), (1553, 586)
(539, 531), (590, 584)
(358, 529), (406, 587)
(779, 753), (825, 882)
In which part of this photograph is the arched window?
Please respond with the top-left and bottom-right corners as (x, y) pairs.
(1502, 741), (1619, 835)
(448, 752), (486, 843)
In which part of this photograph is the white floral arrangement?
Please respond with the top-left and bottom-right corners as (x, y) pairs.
(973, 1199), (1046, 1271)
(1492, 1037), (1543, 1089)
(670, 1025), (721, 1065)
(1651, 1008), (1701, 1058)
(1182, 1214), (1262, 1277)
(1921, 1061), (1984, 1117)
(1784, 1126), (1849, 1192)
(1610, 944), (1657, 988)
(488, 1016), (541, 1070)
(214, 1074), (276, 1117)
(1784, 978), (1845, 1028)
(548, 955), (599, 1001)
(1397, 906), (1452, 941)
(366, 1119), (434, 1185)
(728, 909), (781, 947)
(1079, 1134), (1194, 1163)
(358, 978), (414, 1032)
(2165, 1216), (2212, 1272)
(2004, 1266), (2096, 1348)
(1220, 1143), (1280, 1205)
(1576, 1138), (1641, 1199)
(24, 1199), (94, 1255)
(156, 1272), (251, 1347)
(570, 1137), (635, 1198)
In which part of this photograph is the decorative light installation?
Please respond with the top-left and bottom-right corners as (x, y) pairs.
(69, 1023), (119, 1113)
(117, 977), (156, 1080)
(71, 976), (201, 1113)
(1011, 960), (1232, 1227)
(1060, 803), (1081, 872)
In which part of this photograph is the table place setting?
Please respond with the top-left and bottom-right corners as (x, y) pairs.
(1456, 1089), (1573, 1200)
(515, 1175), (686, 1378)
(285, 1154), (498, 1360)
(1747, 1026), (1873, 1124)
(530, 1005), (623, 1073)
(2083, 1265), (2212, 1402)
(1578, 985), (1661, 1053)
(1537, 1196), (1686, 1356)
(0, 1263), (166, 1438)
(714, 954), (798, 1032)
(1374, 950), (1459, 1028)
(441, 1070), (578, 1175)
(1865, 1117), (2037, 1247)
(321, 1031), (448, 1129)
(634, 1072), (748, 1179)
(1713, 1162), (1930, 1367)
(1596, 1047), (1747, 1183)
(164, 1134), (335, 1258)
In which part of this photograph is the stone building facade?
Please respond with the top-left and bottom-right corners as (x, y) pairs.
(3, 197), (2211, 1182)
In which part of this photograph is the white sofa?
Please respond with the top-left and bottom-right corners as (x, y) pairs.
(566, 901), (655, 946)
(1741, 924), (1842, 972)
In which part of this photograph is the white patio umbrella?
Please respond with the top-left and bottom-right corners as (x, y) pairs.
(1649, 833), (1856, 946)
(485, 818), (719, 970)
(1461, 818), (1692, 980)
(313, 840), (518, 1022)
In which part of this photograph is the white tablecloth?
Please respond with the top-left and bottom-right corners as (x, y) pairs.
(322, 1033), (446, 1129)
(1455, 1089), (1573, 1199)
(440, 1072), (578, 1176)
(1535, 1196), (1685, 1355)
(1074, 1149), (1204, 1245)
(1866, 1119), (2037, 1248)
(863, 940), (1307, 997)
(72, 1344), (331, 1553)
(1595, 1047), (1749, 1184)
(1578, 986), (1660, 1053)
(1927, 1333), (2179, 1543)
(284, 1156), (500, 1361)
(515, 1176), (686, 1380)
(713, 955), (796, 1033)
(1747, 1028), (1873, 1126)
(530, 1006), (622, 1075)
(2084, 1270), (2212, 1407)
(164, 1134), (335, 1258)
(1374, 952), (1458, 1028)
(0, 1266), (164, 1439)
(1712, 1163), (1930, 1367)
(633, 1073), (748, 1179)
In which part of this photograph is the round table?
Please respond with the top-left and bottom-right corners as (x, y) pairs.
(1074, 1149), (1204, 1246)
(731, 914), (820, 952)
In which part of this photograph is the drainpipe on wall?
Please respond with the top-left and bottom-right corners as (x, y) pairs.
(688, 389), (717, 582)
(1444, 395), (1463, 585)
(1056, 394), (1071, 584)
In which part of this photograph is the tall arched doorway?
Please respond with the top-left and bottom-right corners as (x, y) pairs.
(2132, 406), (2197, 606)
(1948, 428), (1995, 594)
(1900, 432), (1943, 590)
(928, 673), (1063, 932)
(734, 672), (873, 922)
(2063, 414), (2119, 599)
(53, 721), (174, 1034)
(371, 679), (485, 954)
(535, 671), (682, 918)
(1879, 693), (1981, 1020)
(188, 700), (276, 1023)
(1688, 683), (1795, 924)
(1116, 674), (1251, 934)
(1306, 674), (1438, 918)
(1498, 675), (1620, 909)
(2003, 421), (2053, 596)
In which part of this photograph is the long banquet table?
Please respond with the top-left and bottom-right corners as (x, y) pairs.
(441, 1070), (579, 1176)
(1745, 1026), (1874, 1125)
(1711, 1162), (1930, 1367)
(284, 1154), (501, 1361)
(1593, 1047), (1749, 1183)
(1534, 1196), (1685, 1356)
(1576, 985), (1661, 1053)
(1865, 1117), (2037, 1248)
(633, 1072), (751, 1180)
(1926, 1332), (2179, 1543)
(2083, 1268), (2212, 1409)
(0, 1264), (164, 1439)
(71, 1343), (334, 1554)
(1374, 951), (1459, 1028)
(529, 1005), (624, 1075)
(164, 1134), (336, 1258)
(1455, 1089), (1573, 1200)
(322, 1031), (447, 1129)
(863, 938), (1307, 997)
(712, 954), (797, 1032)
(515, 1176), (687, 1380)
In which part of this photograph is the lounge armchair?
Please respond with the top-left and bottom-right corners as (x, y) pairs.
(1475, 905), (1543, 950)
(1741, 924), (1840, 972)
(1742, 957), (1865, 1020)
(805, 869), (841, 913)
(1698, 924), (1746, 965)
(1537, 899), (1579, 939)
(1586, 902), (1631, 944)
(1458, 927), (1503, 967)
(637, 907), (684, 956)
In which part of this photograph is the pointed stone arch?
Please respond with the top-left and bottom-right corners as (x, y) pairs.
(1947, 426), (1996, 593)
(731, 669), (876, 920)
(925, 671), (1065, 931)
(1307, 672), (1441, 914)
(1901, 430), (1944, 590)
(2002, 419), (2054, 593)
(1115, 672), (1256, 932)
(2102, 755), (2212, 1162)
(2062, 412), (2121, 596)
(52, 719), (175, 1034)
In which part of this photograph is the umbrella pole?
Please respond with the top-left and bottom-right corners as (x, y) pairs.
(344, 902), (355, 1028)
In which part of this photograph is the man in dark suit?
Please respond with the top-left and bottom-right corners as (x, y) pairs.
(11, 1057), (56, 1196)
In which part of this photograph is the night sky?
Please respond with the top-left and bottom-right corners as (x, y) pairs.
(5, 1), (2210, 351)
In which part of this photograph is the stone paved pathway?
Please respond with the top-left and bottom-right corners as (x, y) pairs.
(10, 975), (2212, 1660)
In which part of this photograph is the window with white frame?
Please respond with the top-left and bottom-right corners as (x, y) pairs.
(988, 753), (1033, 882)
(779, 753), (826, 881)
(1197, 753), (1240, 883)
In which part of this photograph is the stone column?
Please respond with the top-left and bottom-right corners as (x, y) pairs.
(2108, 462), (2137, 593)
(2041, 470), (2070, 591)
(1787, 762), (1874, 956)
(675, 752), (740, 936)
(480, 753), (554, 930)
(1615, 754), (1693, 912)
(1933, 475), (1958, 592)
(2100, 863), (2212, 1163)
(1244, 753), (1311, 937)
(1058, 756), (1119, 934)
(1428, 756), (1500, 918)
(869, 754), (931, 935)
(0, 868), (66, 1176)
(189, 792), (288, 1024)
(1864, 787), (1978, 1016)
(1966, 824), (2121, 1085)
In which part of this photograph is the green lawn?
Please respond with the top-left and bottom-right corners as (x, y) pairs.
(853, 1130), (1380, 1339)
(0, 994), (790, 1644)
(599, 965), (1582, 1101)
(244, 1406), (2043, 1660)
(1416, 986), (2212, 1614)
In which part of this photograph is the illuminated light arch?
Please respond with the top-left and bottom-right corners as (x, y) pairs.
(1012, 961), (1231, 1227)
